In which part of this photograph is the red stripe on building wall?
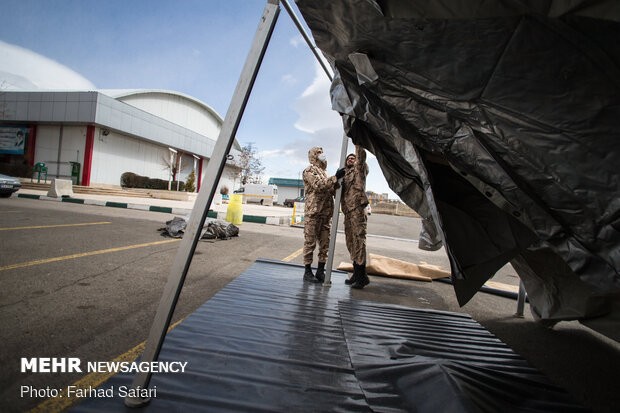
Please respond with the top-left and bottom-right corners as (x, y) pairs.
(197, 157), (203, 192)
(28, 125), (37, 166)
(82, 125), (95, 186)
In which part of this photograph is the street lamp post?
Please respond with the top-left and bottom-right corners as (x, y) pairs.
(192, 154), (200, 193)
(176, 153), (182, 191)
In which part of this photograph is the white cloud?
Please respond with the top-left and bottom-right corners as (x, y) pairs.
(281, 73), (296, 84)
(292, 63), (342, 134)
(0, 40), (95, 90)
(260, 133), (397, 199)
(255, 62), (396, 197)
(254, 62), (397, 199)
(258, 149), (295, 158)
(289, 36), (303, 48)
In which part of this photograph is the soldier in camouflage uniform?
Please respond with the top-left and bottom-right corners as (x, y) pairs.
(302, 146), (339, 283)
(337, 145), (370, 288)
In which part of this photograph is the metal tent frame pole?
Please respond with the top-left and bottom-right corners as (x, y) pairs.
(515, 280), (526, 317)
(125, 0), (280, 406)
(324, 134), (349, 285)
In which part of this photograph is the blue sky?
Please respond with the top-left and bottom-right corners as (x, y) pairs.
(0, 0), (396, 198)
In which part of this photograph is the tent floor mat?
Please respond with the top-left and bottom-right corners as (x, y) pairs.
(71, 259), (585, 412)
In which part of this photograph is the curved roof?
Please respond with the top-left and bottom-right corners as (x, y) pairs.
(99, 89), (224, 124)
(0, 40), (96, 90)
(99, 89), (241, 151)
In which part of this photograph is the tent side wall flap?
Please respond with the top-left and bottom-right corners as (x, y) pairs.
(296, 0), (620, 341)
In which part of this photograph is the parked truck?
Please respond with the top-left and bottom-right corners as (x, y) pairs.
(234, 184), (278, 206)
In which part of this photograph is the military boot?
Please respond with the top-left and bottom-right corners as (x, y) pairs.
(345, 263), (361, 285)
(351, 263), (369, 289)
(304, 264), (319, 283)
(315, 262), (326, 283)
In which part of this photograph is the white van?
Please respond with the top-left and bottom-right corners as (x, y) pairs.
(234, 184), (278, 206)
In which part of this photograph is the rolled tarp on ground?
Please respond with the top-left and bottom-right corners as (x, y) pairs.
(337, 253), (450, 281)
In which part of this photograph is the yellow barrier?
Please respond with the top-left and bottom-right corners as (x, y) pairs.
(226, 194), (243, 225)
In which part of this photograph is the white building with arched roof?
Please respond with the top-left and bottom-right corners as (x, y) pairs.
(0, 89), (242, 194)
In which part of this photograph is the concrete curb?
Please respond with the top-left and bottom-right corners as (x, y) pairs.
(15, 193), (296, 226)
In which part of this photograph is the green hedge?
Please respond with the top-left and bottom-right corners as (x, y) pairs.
(121, 172), (185, 191)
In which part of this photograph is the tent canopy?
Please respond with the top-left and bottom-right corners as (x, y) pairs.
(296, 0), (620, 340)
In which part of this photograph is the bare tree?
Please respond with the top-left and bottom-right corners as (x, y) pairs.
(161, 151), (179, 174)
(236, 142), (264, 185)
(162, 155), (178, 176)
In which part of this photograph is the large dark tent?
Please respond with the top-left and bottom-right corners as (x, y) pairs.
(296, 0), (620, 341)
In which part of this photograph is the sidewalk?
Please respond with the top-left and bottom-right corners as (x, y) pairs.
(14, 188), (303, 226)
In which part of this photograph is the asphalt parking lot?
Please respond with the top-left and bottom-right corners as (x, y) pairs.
(1, 196), (619, 412)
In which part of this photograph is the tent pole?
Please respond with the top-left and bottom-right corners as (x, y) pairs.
(124, 0), (280, 407)
(324, 133), (349, 285)
(515, 280), (526, 317)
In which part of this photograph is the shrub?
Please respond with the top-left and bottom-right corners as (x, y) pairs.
(185, 170), (196, 192)
(121, 172), (184, 191)
(148, 178), (168, 190)
(121, 172), (138, 187)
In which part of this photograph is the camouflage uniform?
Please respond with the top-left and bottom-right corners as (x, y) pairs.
(303, 147), (338, 265)
(342, 145), (369, 265)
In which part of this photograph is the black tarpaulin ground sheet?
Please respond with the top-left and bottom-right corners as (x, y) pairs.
(71, 260), (584, 412)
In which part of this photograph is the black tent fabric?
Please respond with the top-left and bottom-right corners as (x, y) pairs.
(71, 260), (585, 412)
(295, 0), (620, 340)
(339, 300), (587, 412)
